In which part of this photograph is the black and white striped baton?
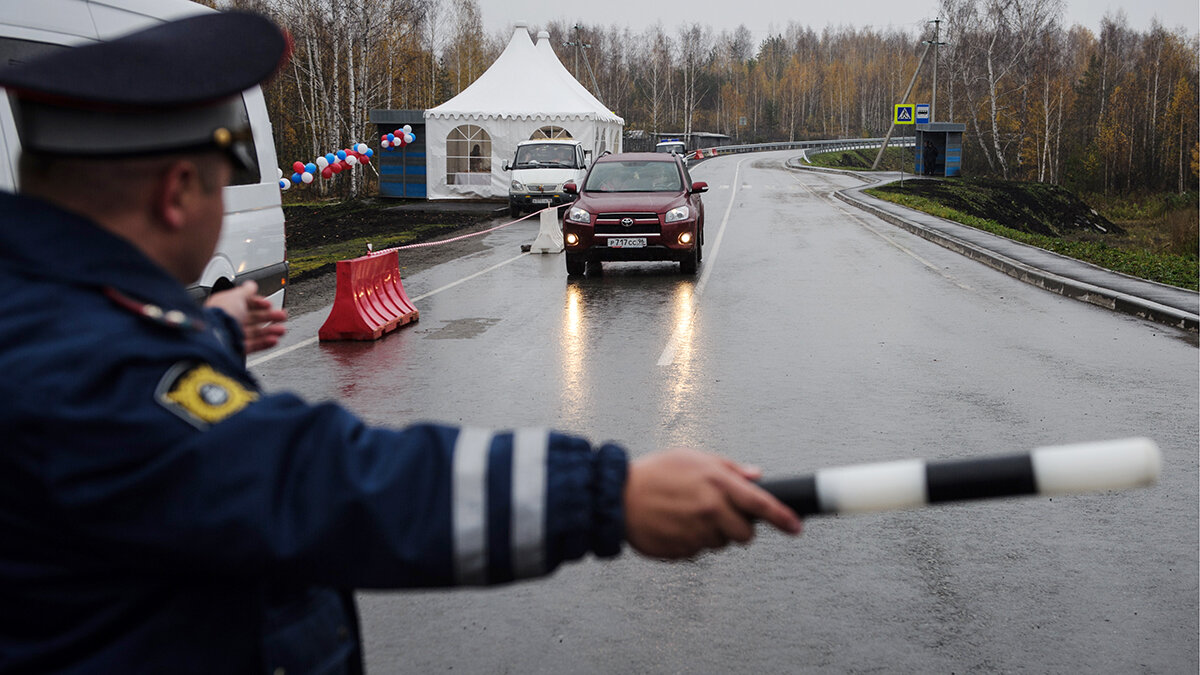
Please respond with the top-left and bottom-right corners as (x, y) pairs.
(758, 438), (1160, 516)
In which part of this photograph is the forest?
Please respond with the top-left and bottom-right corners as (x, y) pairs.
(203, 0), (1198, 201)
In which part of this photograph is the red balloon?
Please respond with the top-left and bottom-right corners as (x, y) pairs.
(330, 163), (341, 174)
(321, 166), (333, 179)
(292, 161), (305, 173)
(360, 156), (370, 165)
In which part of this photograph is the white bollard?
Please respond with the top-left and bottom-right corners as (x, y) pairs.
(528, 207), (564, 254)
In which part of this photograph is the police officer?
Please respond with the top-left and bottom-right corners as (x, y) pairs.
(0, 9), (801, 674)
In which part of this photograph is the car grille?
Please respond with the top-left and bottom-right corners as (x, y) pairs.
(594, 212), (661, 236)
(528, 183), (560, 192)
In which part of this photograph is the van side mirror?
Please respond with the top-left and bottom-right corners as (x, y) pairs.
(502, 161), (510, 171)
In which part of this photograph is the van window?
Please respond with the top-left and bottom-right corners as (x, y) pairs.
(225, 96), (258, 186)
(513, 143), (577, 169)
(0, 37), (69, 71)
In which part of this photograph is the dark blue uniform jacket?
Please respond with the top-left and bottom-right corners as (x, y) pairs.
(0, 192), (627, 674)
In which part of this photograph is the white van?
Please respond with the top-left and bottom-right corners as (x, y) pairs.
(503, 139), (589, 217)
(655, 139), (689, 165)
(0, 0), (288, 308)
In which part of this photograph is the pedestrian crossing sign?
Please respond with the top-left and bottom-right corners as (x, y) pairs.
(894, 104), (915, 125)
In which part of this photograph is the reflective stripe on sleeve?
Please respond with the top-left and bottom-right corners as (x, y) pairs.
(510, 428), (548, 578)
(453, 427), (491, 585)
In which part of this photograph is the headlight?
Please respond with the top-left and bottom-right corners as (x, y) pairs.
(566, 206), (591, 223)
(664, 206), (689, 223)
(565, 232), (580, 245)
(511, 180), (526, 192)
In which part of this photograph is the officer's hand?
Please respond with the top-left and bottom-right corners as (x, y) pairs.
(205, 281), (288, 354)
(623, 448), (802, 559)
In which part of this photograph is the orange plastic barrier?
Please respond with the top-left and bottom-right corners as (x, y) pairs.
(318, 249), (419, 341)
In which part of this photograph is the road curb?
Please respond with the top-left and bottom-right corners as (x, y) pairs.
(832, 186), (1199, 333)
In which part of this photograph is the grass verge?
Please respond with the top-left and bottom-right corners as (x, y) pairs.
(864, 184), (1198, 291)
(806, 146), (915, 172)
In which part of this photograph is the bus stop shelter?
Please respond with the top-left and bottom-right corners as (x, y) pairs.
(915, 122), (964, 177)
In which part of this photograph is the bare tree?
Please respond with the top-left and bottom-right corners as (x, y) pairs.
(677, 23), (713, 138)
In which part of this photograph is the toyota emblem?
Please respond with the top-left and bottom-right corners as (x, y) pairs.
(620, 217), (634, 227)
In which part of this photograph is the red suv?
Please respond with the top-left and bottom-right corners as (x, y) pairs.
(561, 152), (706, 276)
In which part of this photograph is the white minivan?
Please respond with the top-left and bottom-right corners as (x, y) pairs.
(0, 0), (288, 307)
(503, 139), (589, 218)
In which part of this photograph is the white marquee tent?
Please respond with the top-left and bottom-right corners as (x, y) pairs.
(423, 23), (624, 200)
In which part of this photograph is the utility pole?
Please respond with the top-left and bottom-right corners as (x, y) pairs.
(563, 25), (587, 79)
(923, 18), (946, 122)
(871, 41), (931, 170)
(563, 24), (600, 94)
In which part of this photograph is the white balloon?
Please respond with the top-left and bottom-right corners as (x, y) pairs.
(276, 167), (283, 179)
(356, 143), (368, 154)
(279, 178), (291, 190)
(301, 172), (314, 184)
(346, 155), (358, 166)
(381, 140), (390, 148)
(316, 156), (329, 168)
(402, 124), (412, 133)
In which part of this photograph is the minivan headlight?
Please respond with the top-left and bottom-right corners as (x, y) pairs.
(664, 206), (689, 223)
(566, 206), (591, 224)
(511, 180), (526, 192)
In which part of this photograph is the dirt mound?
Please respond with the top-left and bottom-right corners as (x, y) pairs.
(284, 199), (497, 250)
(872, 178), (1123, 237)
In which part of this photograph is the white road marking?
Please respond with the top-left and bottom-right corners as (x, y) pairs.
(656, 158), (747, 367)
(790, 174), (975, 292)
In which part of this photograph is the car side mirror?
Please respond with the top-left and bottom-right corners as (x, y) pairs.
(691, 181), (708, 194)
(563, 182), (578, 194)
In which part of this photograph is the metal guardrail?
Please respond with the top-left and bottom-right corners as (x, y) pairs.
(701, 137), (914, 156)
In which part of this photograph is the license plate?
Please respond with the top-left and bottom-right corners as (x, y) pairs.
(607, 237), (646, 248)
(532, 198), (552, 204)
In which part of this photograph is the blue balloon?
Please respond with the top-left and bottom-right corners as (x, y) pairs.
(365, 148), (374, 157)
(291, 172), (302, 183)
(387, 133), (395, 142)
(305, 162), (317, 174)
(336, 150), (347, 160)
(325, 153), (336, 164)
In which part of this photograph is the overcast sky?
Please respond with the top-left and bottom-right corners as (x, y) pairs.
(476, 0), (1199, 44)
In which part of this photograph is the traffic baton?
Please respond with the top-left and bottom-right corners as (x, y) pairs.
(759, 438), (1160, 516)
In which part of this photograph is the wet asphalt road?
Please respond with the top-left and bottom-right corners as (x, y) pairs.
(250, 151), (1199, 674)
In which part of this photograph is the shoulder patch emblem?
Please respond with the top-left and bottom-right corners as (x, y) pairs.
(157, 362), (258, 429)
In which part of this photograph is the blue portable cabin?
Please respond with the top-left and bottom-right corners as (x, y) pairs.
(371, 109), (426, 198)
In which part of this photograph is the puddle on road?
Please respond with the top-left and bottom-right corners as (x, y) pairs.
(420, 317), (501, 340)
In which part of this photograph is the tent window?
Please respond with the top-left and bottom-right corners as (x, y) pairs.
(446, 124), (492, 185)
(530, 126), (572, 140)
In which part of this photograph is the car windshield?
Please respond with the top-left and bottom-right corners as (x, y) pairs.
(583, 161), (682, 193)
(656, 143), (685, 155)
(512, 144), (576, 168)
